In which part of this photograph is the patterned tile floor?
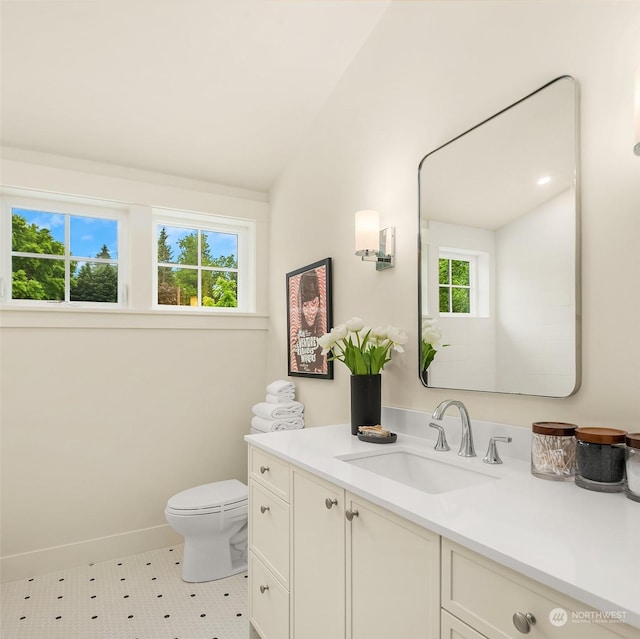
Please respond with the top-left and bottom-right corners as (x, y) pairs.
(0, 545), (249, 639)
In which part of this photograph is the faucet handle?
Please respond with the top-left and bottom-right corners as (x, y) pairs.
(483, 436), (512, 464)
(429, 422), (450, 451)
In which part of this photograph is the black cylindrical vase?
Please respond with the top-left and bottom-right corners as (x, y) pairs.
(350, 374), (382, 435)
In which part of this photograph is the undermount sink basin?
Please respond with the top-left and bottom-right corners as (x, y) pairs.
(338, 448), (499, 494)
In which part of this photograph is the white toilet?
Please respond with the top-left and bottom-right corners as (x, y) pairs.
(165, 479), (248, 583)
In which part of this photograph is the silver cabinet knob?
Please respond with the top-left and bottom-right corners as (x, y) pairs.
(259, 465), (269, 474)
(260, 505), (270, 514)
(259, 584), (269, 594)
(325, 498), (338, 509)
(512, 612), (536, 633)
(345, 509), (359, 521)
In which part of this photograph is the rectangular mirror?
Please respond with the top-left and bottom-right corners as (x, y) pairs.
(419, 76), (580, 397)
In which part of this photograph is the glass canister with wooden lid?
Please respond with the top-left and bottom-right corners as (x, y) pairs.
(624, 433), (640, 503)
(531, 422), (577, 481)
(575, 427), (627, 493)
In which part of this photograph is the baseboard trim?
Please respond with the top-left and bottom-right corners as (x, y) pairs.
(1, 524), (182, 583)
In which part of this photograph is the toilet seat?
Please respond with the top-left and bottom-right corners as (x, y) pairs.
(166, 479), (247, 516)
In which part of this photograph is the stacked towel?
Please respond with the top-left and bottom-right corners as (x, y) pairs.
(266, 380), (296, 399)
(251, 415), (305, 432)
(251, 380), (304, 433)
(252, 401), (304, 419)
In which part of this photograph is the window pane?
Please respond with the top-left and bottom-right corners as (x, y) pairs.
(12, 208), (65, 255)
(452, 288), (471, 313)
(70, 261), (118, 303)
(12, 256), (65, 300)
(158, 266), (198, 306)
(439, 287), (450, 313)
(451, 260), (470, 286)
(157, 266), (179, 305)
(203, 271), (238, 308)
(70, 216), (118, 259)
(157, 226), (198, 266)
(157, 227), (175, 264)
(439, 258), (449, 284)
(202, 231), (238, 268)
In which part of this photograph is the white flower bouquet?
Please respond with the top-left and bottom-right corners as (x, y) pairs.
(318, 317), (408, 375)
(421, 318), (447, 371)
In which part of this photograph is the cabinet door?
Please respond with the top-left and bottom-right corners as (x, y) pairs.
(347, 493), (440, 639)
(292, 469), (346, 639)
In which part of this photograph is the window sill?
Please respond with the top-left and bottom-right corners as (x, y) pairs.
(0, 306), (269, 331)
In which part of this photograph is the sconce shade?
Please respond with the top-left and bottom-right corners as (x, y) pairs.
(635, 68), (640, 156)
(355, 210), (380, 254)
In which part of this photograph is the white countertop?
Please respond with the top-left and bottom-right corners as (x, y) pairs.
(245, 418), (640, 630)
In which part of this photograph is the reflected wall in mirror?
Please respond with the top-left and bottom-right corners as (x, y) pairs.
(418, 76), (580, 397)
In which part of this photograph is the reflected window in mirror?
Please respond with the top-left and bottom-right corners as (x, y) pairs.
(439, 253), (472, 315)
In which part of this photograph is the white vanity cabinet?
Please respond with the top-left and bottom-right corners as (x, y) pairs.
(248, 447), (291, 639)
(247, 442), (640, 639)
(291, 467), (441, 639)
(247, 446), (440, 639)
(441, 539), (640, 639)
(291, 467), (440, 639)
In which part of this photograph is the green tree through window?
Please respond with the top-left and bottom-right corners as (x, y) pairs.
(11, 210), (119, 303)
(71, 245), (118, 303)
(439, 257), (471, 314)
(11, 213), (66, 300)
(157, 225), (238, 308)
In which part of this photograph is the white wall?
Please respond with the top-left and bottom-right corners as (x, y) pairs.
(0, 151), (270, 580)
(496, 189), (576, 396)
(267, 2), (640, 430)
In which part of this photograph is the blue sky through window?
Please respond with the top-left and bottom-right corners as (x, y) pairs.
(14, 208), (118, 259)
(203, 230), (237, 261)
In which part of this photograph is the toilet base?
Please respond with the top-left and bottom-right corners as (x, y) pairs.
(181, 556), (247, 583)
(181, 532), (248, 583)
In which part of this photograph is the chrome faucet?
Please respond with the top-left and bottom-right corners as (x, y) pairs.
(431, 399), (476, 457)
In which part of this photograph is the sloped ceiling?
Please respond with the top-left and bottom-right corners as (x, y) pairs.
(1, 0), (390, 192)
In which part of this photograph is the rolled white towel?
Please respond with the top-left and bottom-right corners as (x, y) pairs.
(266, 380), (296, 396)
(253, 401), (304, 419)
(251, 415), (304, 432)
(266, 392), (295, 403)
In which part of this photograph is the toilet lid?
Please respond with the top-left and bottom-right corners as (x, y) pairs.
(168, 479), (248, 511)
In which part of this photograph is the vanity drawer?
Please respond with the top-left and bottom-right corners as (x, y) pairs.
(441, 609), (485, 639)
(442, 539), (639, 639)
(249, 480), (290, 587)
(249, 447), (290, 502)
(249, 551), (289, 639)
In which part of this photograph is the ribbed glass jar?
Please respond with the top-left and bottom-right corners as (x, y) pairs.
(575, 427), (627, 493)
(530, 422), (577, 481)
(624, 433), (640, 503)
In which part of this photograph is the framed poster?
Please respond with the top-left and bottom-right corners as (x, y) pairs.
(286, 257), (333, 379)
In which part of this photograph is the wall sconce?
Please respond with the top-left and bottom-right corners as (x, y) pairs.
(354, 209), (395, 271)
(635, 68), (640, 156)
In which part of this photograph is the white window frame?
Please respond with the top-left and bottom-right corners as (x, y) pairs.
(152, 208), (256, 313)
(1, 192), (128, 308)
